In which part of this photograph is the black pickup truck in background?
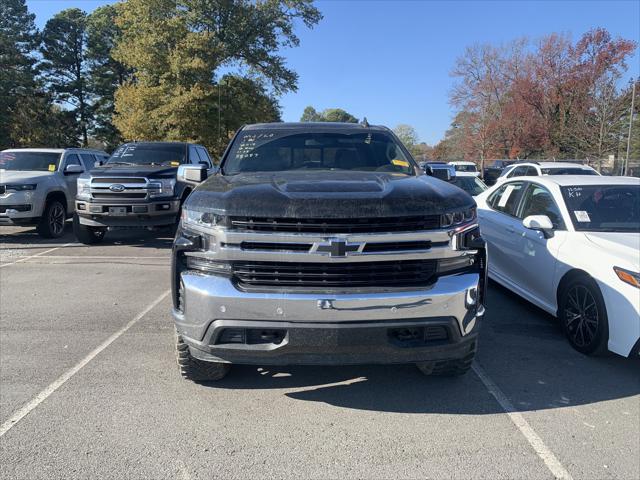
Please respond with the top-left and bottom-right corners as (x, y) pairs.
(73, 142), (214, 244)
(482, 159), (515, 185)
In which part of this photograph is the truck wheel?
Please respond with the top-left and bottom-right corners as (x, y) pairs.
(37, 199), (66, 238)
(176, 330), (230, 382)
(416, 348), (475, 377)
(73, 214), (106, 244)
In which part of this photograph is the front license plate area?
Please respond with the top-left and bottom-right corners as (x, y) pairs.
(109, 207), (128, 216)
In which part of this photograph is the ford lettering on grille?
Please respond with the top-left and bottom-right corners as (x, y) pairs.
(109, 184), (126, 193)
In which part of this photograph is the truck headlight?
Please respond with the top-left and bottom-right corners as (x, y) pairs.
(77, 177), (91, 200)
(181, 208), (221, 229)
(149, 178), (176, 197)
(5, 184), (37, 191)
(441, 207), (476, 228)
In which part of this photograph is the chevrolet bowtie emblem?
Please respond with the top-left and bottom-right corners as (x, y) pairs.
(315, 239), (361, 257)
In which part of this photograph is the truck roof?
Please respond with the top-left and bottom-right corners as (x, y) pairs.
(243, 122), (388, 132)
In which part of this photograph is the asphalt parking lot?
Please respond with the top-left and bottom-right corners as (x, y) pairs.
(1, 224), (638, 480)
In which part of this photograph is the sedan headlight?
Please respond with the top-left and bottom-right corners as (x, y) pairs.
(441, 207), (476, 228)
(149, 178), (176, 197)
(77, 177), (91, 200)
(5, 183), (37, 191)
(614, 267), (640, 289)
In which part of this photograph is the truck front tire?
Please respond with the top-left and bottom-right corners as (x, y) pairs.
(73, 214), (106, 244)
(176, 330), (230, 382)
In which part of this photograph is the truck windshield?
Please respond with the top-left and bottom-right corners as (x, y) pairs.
(561, 185), (640, 232)
(107, 144), (186, 166)
(223, 130), (415, 175)
(0, 151), (61, 172)
(454, 164), (477, 172)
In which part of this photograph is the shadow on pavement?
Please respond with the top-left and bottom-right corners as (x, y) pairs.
(0, 224), (175, 250)
(203, 281), (639, 415)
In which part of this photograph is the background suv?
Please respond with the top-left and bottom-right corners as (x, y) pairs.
(0, 148), (109, 237)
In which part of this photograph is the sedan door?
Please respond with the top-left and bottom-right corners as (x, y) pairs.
(477, 181), (527, 281)
(510, 183), (568, 309)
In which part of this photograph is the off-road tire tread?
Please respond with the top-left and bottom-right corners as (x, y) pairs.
(175, 330), (230, 381)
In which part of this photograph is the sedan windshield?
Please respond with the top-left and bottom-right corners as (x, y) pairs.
(0, 151), (61, 172)
(107, 144), (186, 166)
(542, 167), (598, 176)
(561, 185), (640, 232)
(223, 130), (415, 175)
(451, 176), (487, 196)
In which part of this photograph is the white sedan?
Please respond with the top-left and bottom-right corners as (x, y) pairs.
(475, 175), (640, 357)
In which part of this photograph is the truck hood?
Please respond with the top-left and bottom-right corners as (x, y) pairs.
(585, 232), (640, 270)
(88, 164), (178, 178)
(187, 171), (474, 218)
(0, 170), (54, 183)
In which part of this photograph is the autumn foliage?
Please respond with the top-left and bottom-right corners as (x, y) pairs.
(435, 29), (637, 167)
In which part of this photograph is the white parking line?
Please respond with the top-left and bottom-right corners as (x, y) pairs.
(0, 242), (75, 268)
(0, 289), (170, 437)
(473, 363), (573, 480)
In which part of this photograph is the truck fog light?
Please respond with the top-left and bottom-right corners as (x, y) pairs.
(77, 203), (86, 210)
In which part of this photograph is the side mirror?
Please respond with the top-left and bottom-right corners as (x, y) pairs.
(178, 164), (207, 185)
(64, 164), (83, 175)
(523, 215), (554, 238)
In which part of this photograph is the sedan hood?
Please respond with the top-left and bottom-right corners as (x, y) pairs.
(187, 170), (474, 218)
(0, 170), (54, 183)
(585, 232), (640, 270)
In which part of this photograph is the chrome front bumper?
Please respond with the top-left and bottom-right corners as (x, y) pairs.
(174, 271), (483, 365)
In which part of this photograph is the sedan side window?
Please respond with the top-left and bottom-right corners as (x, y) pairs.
(525, 166), (538, 176)
(488, 182), (526, 217)
(519, 184), (565, 229)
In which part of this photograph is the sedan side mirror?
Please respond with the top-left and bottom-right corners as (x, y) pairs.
(523, 215), (554, 238)
(178, 164), (207, 185)
(64, 164), (83, 175)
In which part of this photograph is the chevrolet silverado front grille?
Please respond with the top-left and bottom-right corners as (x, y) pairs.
(231, 260), (438, 289)
(229, 215), (441, 234)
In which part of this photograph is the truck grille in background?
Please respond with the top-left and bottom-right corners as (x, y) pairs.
(90, 177), (148, 200)
(92, 192), (147, 199)
(229, 216), (441, 234)
(232, 260), (438, 289)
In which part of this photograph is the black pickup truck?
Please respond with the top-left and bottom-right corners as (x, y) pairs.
(171, 122), (487, 382)
(74, 142), (214, 244)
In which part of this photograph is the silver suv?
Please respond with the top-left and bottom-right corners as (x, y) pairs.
(0, 148), (109, 237)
